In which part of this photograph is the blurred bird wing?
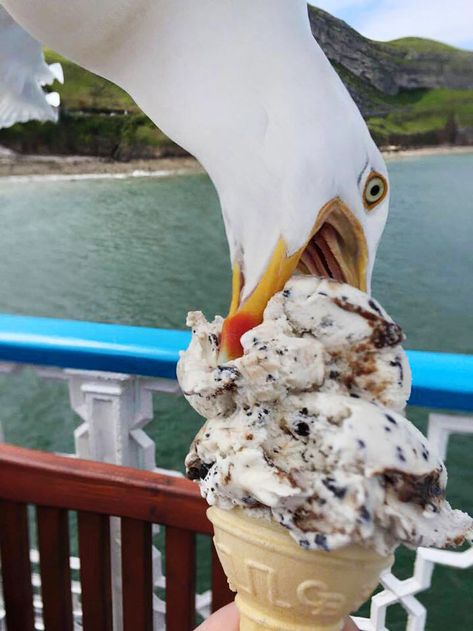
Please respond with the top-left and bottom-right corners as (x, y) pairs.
(45, 62), (64, 85)
(0, 6), (61, 129)
(45, 91), (60, 107)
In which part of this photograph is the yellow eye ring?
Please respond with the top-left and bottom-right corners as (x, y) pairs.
(363, 173), (388, 210)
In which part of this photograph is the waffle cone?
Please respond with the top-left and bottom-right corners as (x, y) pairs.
(208, 506), (394, 631)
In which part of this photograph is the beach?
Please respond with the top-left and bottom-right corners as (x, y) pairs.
(1, 144), (473, 179)
(0, 150), (202, 179)
(382, 145), (473, 160)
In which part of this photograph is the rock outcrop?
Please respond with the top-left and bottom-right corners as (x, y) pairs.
(309, 7), (473, 97)
(307, 6), (473, 145)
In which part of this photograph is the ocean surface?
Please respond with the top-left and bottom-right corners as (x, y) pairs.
(0, 152), (472, 629)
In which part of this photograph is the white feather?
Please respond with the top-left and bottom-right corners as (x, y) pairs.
(0, 5), (62, 129)
(46, 61), (64, 84)
(45, 91), (60, 107)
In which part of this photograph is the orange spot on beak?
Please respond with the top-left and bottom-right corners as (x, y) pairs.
(219, 240), (303, 361)
(220, 312), (260, 360)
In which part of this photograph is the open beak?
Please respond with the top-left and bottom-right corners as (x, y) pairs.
(220, 198), (369, 359)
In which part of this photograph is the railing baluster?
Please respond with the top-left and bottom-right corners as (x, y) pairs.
(0, 499), (35, 631)
(166, 526), (196, 631)
(211, 545), (234, 612)
(78, 511), (113, 631)
(37, 506), (74, 631)
(121, 517), (153, 631)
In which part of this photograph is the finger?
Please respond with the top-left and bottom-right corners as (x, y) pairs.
(194, 606), (357, 631)
(194, 602), (240, 631)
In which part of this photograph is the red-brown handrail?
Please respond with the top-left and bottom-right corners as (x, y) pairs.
(0, 444), (232, 631)
(0, 443), (210, 532)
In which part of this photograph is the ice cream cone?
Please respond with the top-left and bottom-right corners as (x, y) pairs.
(208, 506), (394, 631)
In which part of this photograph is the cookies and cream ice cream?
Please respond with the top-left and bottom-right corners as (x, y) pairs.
(178, 277), (473, 556)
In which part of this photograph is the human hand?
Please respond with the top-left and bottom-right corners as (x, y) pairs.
(194, 602), (359, 630)
(194, 602), (239, 631)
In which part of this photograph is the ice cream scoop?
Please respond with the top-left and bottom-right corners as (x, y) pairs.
(179, 277), (411, 419)
(178, 277), (472, 556)
(189, 392), (471, 555)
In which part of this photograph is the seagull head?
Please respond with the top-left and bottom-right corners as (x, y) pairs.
(218, 64), (389, 359)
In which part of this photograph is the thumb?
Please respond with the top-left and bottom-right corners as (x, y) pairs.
(194, 602), (240, 631)
(194, 604), (357, 631)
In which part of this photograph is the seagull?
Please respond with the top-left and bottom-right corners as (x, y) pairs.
(1, 0), (390, 358)
(0, 5), (63, 129)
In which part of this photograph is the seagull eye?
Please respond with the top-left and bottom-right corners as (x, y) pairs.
(363, 173), (387, 209)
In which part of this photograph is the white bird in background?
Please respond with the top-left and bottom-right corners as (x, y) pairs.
(1, 0), (390, 358)
(0, 5), (63, 130)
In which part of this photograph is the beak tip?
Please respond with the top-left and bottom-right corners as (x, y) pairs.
(220, 312), (261, 361)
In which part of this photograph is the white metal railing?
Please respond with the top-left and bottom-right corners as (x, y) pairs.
(0, 362), (471, 630)
(0, 363), (210, 631)
(353, 413), (473, 631)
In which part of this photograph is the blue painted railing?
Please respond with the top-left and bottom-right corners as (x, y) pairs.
(0, 314), (471, 411)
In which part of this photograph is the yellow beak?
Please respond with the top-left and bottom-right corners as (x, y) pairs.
(220, 198), (368, 360)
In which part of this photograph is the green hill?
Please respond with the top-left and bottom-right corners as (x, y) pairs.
(387, 37), (461, 54)
(43, 49), (137, 113)
(332, 62), (473, 146)
(1, 8), (472, 157)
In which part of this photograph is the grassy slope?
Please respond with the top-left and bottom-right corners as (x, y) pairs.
(44, 49), (138, 112)
(45, 49), (178, 155)
(334, 60), (473, 145)
(387, 37), (459, 54)
(368, 88), (473, 140)
(368, 38), (473, 143)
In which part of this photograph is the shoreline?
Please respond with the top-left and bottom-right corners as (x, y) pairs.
(382, 145), (473, 160)
(1, 145), (472, 180)
(0, 154), (203, 180)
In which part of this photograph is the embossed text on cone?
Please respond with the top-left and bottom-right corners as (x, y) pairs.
(208, 507), (394, 631)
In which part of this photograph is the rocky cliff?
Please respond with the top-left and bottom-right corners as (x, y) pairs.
(308, 6), (473, 146)
(309, 6), (473, 98)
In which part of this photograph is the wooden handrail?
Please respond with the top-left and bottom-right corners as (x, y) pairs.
(0, 443), (210, 533)
(0, 443), (234, 630)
